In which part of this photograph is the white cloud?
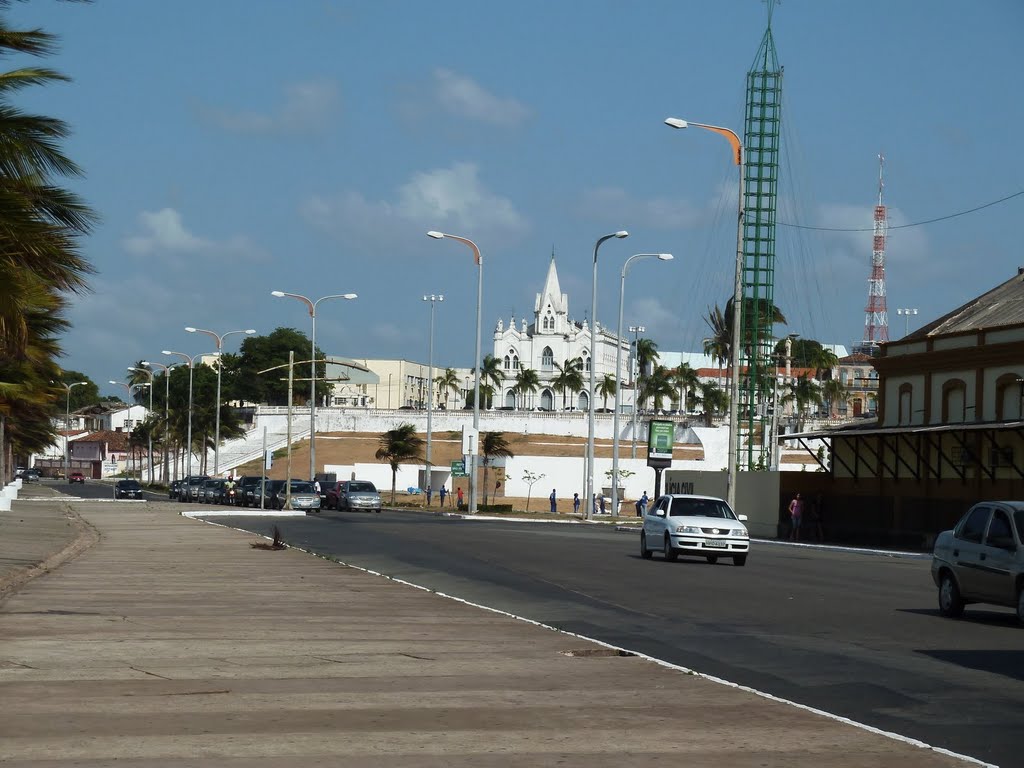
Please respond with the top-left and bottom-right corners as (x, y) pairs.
(433, 68), (530, 125)
(200, 79), (339, 136)
(301, 162), (528, 245)
(576, 186), (706, 230)
(122, 207), (269, 264)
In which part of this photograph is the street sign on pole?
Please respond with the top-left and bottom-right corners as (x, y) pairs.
(451, 459), (467, 477)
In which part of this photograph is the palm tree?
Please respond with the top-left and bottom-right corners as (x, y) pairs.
(471, 354), (503, 409)
(641, 365), (675, 412)
(374, 423), (423, 504)
(480, 431), (515, 505)
(781, 375), (823, 430)
(552, 357), (584, 410)
(434, 367), (461, 409)
(669, 363), (700, 414)
(821, 378), (848, 418)
(513, 366), (540, 409)
(699, 381), (728, 427)
(633, 337), (659, 411)
(597, 373), (617, 411)
(807, 345), (839, 382)
(703, 304), (730, 387)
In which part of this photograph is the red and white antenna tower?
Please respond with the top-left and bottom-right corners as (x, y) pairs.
(860, 154), (889, 349)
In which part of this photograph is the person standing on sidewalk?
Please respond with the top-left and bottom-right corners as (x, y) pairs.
(788, 492), (804, 541)
(426, 485), (432, 506)
(439, 486), (447, 507)
(639, 491), (649, 517)
(456, 486), (464, 509)
(572, 493), (580, 515)
(549, 489), (557, 514)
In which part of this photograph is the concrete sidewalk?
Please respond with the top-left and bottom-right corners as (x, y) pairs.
(0, 493), (983, 767)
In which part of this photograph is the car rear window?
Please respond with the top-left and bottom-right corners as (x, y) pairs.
(349, 482), (376, 492)
(668, 498), (736, 519)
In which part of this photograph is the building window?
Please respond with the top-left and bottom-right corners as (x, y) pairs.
(942, 378), (967, 424)
(541, 347), (553, 370)
(504, 355), (511, 370)
(581, 350), (590, 372)
(898, 384), (912, 426)
(994, 373), (1024, 421)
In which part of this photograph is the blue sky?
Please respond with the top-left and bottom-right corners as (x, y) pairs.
(9, 0), (1022, 395)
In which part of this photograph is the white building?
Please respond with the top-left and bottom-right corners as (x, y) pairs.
(491, 255), (631, 411)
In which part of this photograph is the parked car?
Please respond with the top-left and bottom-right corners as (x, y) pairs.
(640, 494), (750, 566)
(325, 480), (382, 513)
(237, 476), (270, 508)
(168, 479), (182, 499)
(69, 471), (85, 484)
(20, 468), (41, 482)
(201, 478), (226, 504)
(178, 475), (209, 503)
(267, 479), (322, 512)
(931, 501), (1024, 624)
(114, 479), (144, 499)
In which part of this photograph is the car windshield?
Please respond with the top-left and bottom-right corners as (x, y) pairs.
(349, 482), (376, 493)
(118, 481), (141, 489)
(668, 498), (736, 519)
(290, 481), (314, 493)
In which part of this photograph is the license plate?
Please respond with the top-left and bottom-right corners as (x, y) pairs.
(705, 539), (727, 548)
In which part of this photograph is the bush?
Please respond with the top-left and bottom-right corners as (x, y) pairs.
(479, 504), (513, 513)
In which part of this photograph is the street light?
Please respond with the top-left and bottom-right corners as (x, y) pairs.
(142, 361), (177, 482)
(896, 307), (918, 337)
(185, 326), (255, 476)
(108, 380), (150, 480)
(666, 116), (745, 511)
(586, 231), (629, 519)
(423, 294), (444, 494)
(427, 230), (483, 514)
(127, 366), (155, 484)
(629, 325), (646, 459)
(58, 381), (88, 480)
(612, 254), (673, 516)
(163, 350), (200, 479)
(272, 291), (357, 481)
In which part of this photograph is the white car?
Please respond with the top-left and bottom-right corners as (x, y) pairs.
(640, 494), (750, 566)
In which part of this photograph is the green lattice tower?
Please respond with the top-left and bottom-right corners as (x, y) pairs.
(739, 9), (782, 470)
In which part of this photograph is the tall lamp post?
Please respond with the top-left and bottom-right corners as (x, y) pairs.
(127, 366), (155, 484)
(108, 380), (150, 479)
(272, 291), (357, 481)
(665, 116), (745, 511)
(59, 381), (88, 480)
(896, 307), (918, 337)
(185, 326), (255, 476)
(629, 325), (645, 459)
(163, 350), (199, 478)
(612, 254), (673, 515)
(427, 230), (483, 514)
(586, 231), (629, 519)
(423, 294), (444, 493)
(142, 361), (176, 482)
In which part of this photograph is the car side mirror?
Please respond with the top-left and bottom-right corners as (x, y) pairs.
(738, 514), (748, 522)
(654, 509), (666, 518)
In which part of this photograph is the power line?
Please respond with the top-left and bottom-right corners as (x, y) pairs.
(779, 189), (1024, 232)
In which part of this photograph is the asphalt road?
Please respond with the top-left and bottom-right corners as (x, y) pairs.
(43, 478), (168, 502)
(178, 508), (1021, 767)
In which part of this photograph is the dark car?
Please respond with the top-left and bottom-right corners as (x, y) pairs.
(69, 471), (86, 484)
(931, 501), (1024, 624)
(114, 479), (144, 499)
(21, 468), (41, 482)
(236, 476), (270, 507)
(201, 478), (226, 504)
(168, 479), (182, 499)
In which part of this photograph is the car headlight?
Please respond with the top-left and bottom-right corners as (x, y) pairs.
(733, 528), (748, 537)
(675, 525), (701, 534)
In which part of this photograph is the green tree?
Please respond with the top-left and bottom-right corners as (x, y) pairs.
(521, 469), (544, 513)
(669, 364), (700, 414)
(781, 374), (823, 430)
(232, 328), (317, 406)
(699, 381), (727, 427)
(434, 367), (461, 409)
(634, 338), (660, 411)
(552, 357), (583, 410)
(513, 366), (540, 409)
(480, 431), (514, 505)
(597, 373), (618, 411)
(58, 370), (99, 411)
(641, 365), (674, 411)
(374, 423), (422, 503)
(821, 378), (848, 418)
(472, 354), (503, 409)
(703, 304), (731, 385)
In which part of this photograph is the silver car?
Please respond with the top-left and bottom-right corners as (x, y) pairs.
(269, 480), (322, 512)
(931, 501), (1024, 624)
(331, 480), (382, 513)
(640, 494), (750, 566)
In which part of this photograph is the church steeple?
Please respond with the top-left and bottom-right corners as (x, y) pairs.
(535, 250), (568, 334)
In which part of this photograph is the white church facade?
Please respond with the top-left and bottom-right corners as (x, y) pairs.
(491, 255), (634, 411)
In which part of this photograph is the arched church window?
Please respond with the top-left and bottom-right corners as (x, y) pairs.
(581, 350), (590, 373)
(541, 347), (553, 370)
(503, 355), (511, 370)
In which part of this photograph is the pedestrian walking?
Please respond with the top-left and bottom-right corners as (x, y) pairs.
(639, 491), (649, 517)
(572, 492), (580, 515)
(599, 493), (606, 515)
(549, 488), (557, 514)
(426, 484), (432, 505)
(456, 486), (464, 509)
(439, 486), (447, 507)
(788, 492), (804, 541)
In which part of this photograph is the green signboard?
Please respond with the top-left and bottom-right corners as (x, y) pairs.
(450, 459), (467, 477)
(647, 420), (675, 463)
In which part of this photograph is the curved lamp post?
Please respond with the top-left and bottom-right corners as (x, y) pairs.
(58, 381), (88, 480)
(108, 380), (150, 480)
(423, 294), (444, 494)
(272, 291), (357, 481)
(185, 326), (255, 476)
(142, 361), (176, 482)
(127, 366), (155, 484)
(163, 350), (200, 479)
(586, 231), (629, 519)
(611, 253), (673, 516)
(427, 230), (482, 514)
(665, 116), (744, 511)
